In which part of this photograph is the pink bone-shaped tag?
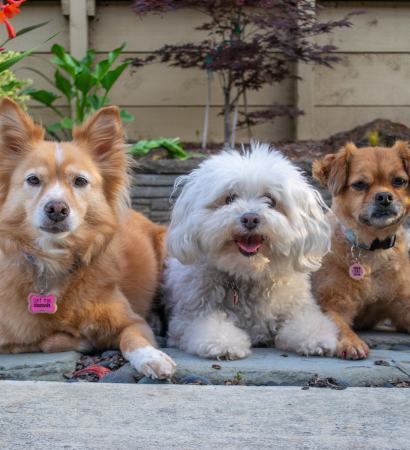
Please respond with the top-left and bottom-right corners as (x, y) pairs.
(27, 293), (57, 314)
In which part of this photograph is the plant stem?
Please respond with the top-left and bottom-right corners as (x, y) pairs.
(231, 87), (239, 148)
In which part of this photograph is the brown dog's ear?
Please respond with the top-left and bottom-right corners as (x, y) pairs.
(393, 140), (410, 175)
(312, 142), (356, 196)
(0, 97), (44, 154)
(73, 106), (123, 162)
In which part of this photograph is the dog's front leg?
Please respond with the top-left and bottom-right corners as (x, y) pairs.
(167, 312), (252, 360)
(119, 323), (176, 380)
(275, 304), (339, 357)
(325, 309), (369, 360)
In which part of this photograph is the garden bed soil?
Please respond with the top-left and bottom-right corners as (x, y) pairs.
(132, 118), (410, 162)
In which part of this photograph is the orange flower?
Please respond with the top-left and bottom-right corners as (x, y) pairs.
(0, 0), (25, 24)
(4, 18), (15, 37)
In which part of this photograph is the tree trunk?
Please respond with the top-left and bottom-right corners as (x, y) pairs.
(224, 88), (231, 146)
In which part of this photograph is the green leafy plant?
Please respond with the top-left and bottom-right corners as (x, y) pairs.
(24, 42), (133, 140)
(0, 51), (32, 109)
(128, 137), (204, 160)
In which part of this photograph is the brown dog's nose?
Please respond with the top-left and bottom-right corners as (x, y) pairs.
(241, 213), (260, 230)
(45, 202), (70, 222)
(375, 192), (393, 207)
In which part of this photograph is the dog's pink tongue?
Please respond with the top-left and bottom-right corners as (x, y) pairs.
(237, 235), (262, 253)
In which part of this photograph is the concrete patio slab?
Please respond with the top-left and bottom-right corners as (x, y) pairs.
(357, 329), (410, 348)
(0, 381), (408, 450)
(117, 347), (410, 387)
(0, 352), (80, 382)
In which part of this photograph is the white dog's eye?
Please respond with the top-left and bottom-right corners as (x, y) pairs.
(265, 195), (276, 208)
(226, 194), (237, 205)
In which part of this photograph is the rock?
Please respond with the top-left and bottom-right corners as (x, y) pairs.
(94, 360), (112, 368)
(137, 377), (173, 384)
(357, 329), (410, 348)
(65, 379), (78, 383)
(384, 382), (396, 388)
(390, 345), (410, 351)
(280, 382), (291, 386)
(266, 381), (278, 386)
(154, 347), (410, 387)
(0, 351), (81, 382)
(101, 350), (122, 358)
(178, 376), (212, 385)
(374, 345), (391, 350)
(335, 379), (354, 388)
(99, 372), (136, 384)
(117, 362), (139, 377)
(216, 382), (227, 385)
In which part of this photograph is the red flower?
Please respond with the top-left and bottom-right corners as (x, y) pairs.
(4, 19), (15, 38)
(0, 0), (25, 24)
(0, 47), (5, 51)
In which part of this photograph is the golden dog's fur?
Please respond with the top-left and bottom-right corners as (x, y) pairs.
(0, 98), (175, 379)
(312, 141), (410, 359)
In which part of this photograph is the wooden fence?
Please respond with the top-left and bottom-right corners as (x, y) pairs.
(4, 1), (410, 144)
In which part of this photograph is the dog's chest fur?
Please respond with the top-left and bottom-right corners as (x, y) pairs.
(164, 257), (315, 345)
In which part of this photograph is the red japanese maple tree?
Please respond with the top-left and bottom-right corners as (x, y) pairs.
(132, 0), (362, 146)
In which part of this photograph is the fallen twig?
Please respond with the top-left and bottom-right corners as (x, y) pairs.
(391, 360), (410, 378)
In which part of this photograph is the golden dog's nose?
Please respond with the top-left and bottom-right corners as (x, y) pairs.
(45, 201), (70, 222)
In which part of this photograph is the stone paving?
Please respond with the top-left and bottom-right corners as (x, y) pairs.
(0, 382), (409, 450)
(1, 330), (410, 386)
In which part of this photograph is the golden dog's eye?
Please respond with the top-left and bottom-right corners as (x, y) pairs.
(351, 181), (368, 191)
(27, 176), (40, 185)
(75, 177), (88, 187)
(392, 178), (406, 188)
(226, 194), (237, 205)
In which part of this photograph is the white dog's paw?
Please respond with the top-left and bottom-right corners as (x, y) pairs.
(297, 332), (338, 357)
(125, 347), (176, 379)
(201, 343), (251, 361)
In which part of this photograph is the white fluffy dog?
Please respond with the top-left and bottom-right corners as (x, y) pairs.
(162, 142), (339, 360)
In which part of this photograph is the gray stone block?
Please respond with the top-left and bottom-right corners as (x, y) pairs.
(136, 174), (179, 186)
(136, 159), (201, 174)
(0, 352), (80, 382)
(357, 330), (410, 348)
(117, 347), (410, 387)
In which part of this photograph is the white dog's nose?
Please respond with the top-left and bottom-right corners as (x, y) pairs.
(241, 213), (260, 230)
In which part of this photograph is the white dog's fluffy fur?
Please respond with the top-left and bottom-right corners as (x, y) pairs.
(162, 142), (339, 360)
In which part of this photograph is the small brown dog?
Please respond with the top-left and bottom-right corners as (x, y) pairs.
(312, 141), (410, 359)
(0, 97), (175, 379)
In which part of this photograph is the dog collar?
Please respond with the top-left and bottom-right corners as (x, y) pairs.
(335, 217), (396, 251)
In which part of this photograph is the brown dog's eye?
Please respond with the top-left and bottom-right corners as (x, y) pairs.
(392, 178), (406, 188)
(351, 181), (368, 191)
(27, 176), (40, 185)
(74, 177), (88, 187)
(226, 194), (237, 205)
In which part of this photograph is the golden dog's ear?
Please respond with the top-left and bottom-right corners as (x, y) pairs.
(73, 106), (123, 160)
(0, 97), (44, 155)
(393, 140), (410, 176)
(312, 143), (356, 196)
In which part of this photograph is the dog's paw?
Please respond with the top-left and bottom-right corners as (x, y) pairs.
(125, 347), (176, 379)
(206, 344), (251, 361)
(297, 332), (338, 357)
(337, 337), (369, 360)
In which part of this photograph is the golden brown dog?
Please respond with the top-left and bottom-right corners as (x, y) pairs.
(0, 97), (176, 379)
(311, 141), (410, 360)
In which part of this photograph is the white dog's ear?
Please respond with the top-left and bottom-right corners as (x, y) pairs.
(166, 176), (202, 265)
(290, 185), (331, 273)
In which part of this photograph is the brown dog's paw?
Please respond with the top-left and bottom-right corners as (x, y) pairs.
(337, 337), (369, 360)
